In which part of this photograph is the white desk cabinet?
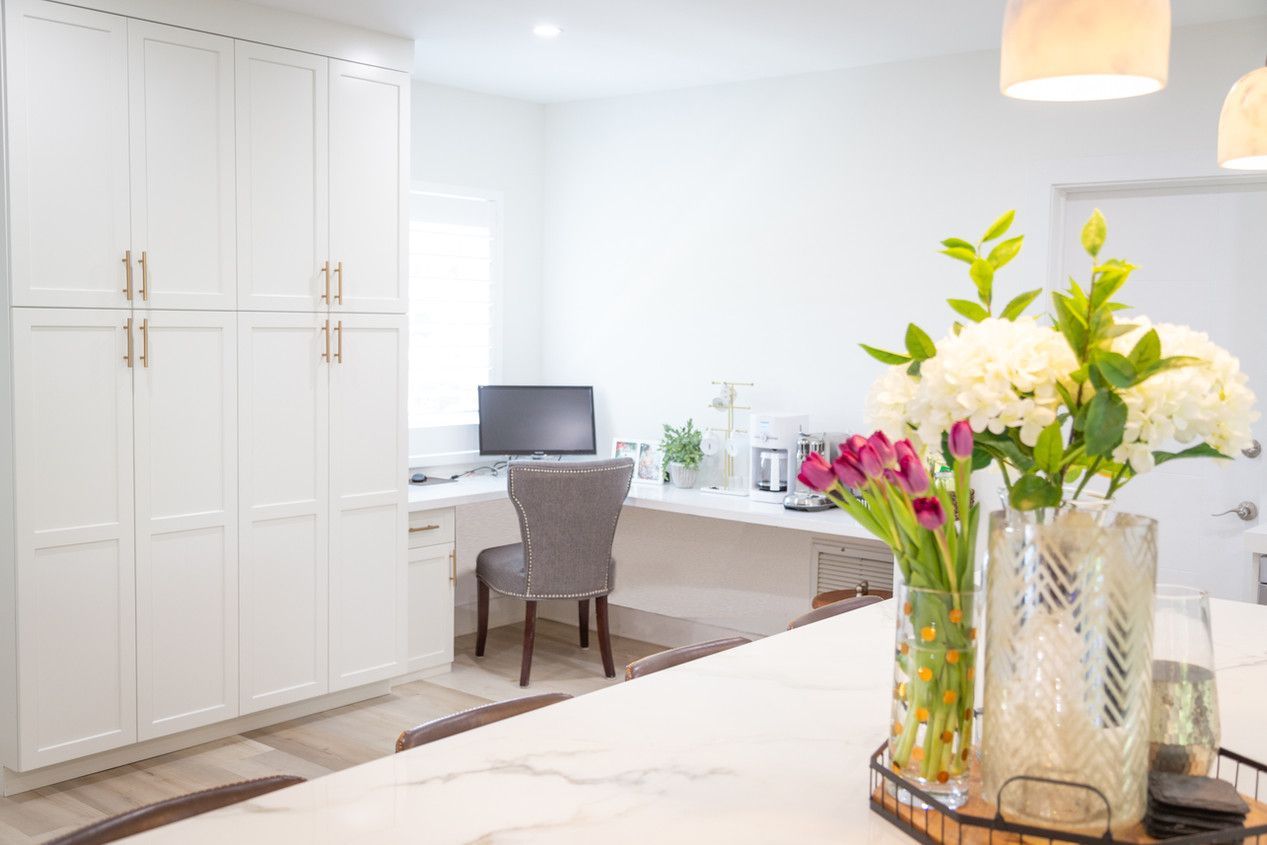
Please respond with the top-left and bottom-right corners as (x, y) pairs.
(407, 509), (456, 673)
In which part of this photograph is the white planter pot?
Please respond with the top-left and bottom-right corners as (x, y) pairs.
(668, 462), (698, 488)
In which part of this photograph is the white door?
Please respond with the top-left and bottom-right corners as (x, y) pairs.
(5, 1), (131, 308)
(134, 311), (238, 739)
(235, 43), (329, 311)
(1057, 183), (1267, 601)
(329, 61), (408, 314)
(128, 21), (235, 310)
(238, 312), (331, 712)
(407, 544), (455, 673)
(328, 314), (407, 689)
(11, 309), (136, 769)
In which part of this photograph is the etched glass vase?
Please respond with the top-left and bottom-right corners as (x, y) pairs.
(981, 508), (1158, 834)
(889, 583), (980, 808)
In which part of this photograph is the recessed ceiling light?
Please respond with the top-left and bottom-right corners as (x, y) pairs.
(532, 23), (562, 39)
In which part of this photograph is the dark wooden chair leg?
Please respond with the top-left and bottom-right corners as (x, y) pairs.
(519, 601), (538, 687)
(476, 578), (489, 657)
(578, 599), (590, 648)
(595, 595), (615, 678)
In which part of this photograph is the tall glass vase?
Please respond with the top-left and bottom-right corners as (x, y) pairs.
(889, 582), (980, 809)
(981, 508), (1158, 834)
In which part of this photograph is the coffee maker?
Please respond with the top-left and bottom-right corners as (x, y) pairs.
(784, 432), (834, 512)
(748, 413), (808, 503)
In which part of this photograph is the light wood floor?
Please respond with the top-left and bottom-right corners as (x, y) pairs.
(0, 620), (666, 844)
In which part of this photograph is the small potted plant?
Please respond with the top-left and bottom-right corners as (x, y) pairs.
(659, 419), (704, 488)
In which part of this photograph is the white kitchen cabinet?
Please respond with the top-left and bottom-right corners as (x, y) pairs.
(11, 309), (137, 769)
(129, 22), (236, 310)
(4, 1), (131, 308)
(407, 510), (456, 673)
(329, 61), (409, 315)
(133, 312), (238, 739)
(328, 315), (408, 689)
(235, 44), (329, 312)
(237, 312), (330, 713)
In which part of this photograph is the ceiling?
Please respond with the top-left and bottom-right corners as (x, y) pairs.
(248, 0), (1267, 103)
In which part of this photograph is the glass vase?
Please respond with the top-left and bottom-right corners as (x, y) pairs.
(981, 508), (1158, 835)
(1150, 585), (1221, 776)
(889, 583), (980, 809)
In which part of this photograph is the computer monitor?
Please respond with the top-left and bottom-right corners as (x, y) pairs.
(478, 385), (597, 456)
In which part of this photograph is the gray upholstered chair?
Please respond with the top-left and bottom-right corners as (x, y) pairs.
(476, 458), (634, 686)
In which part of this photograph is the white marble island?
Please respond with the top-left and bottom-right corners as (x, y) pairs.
(126, 599), (1267, 844)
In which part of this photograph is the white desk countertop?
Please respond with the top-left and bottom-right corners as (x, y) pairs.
(1243, 524), (1267, 555)
(125, 598), (1267, 844)
(409, 476), (875, 540)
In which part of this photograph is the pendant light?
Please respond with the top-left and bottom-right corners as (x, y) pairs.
(1000, 0), (1171, 102)
(1218, 60), (1267, 170)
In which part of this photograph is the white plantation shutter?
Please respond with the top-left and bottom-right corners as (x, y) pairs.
(408, 189), (499, 430)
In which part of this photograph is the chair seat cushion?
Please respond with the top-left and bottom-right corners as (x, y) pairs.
(476, 542), (616, 599)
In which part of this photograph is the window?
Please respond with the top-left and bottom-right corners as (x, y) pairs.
(408, 186), (501, 440)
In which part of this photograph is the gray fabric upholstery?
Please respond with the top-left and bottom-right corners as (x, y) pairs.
(476, 458), (634, 600)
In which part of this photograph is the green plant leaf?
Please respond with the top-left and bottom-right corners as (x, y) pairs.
(1052, 292), (1088, 355)
(999, 288), (1042, 321)
(1081, 209), (1107, 258)
(1009, 474), (1061, 511)
(941, 238), (975, 252)
(907, 359), (922, 377)
(1090, 262), (1134, 309)
(1092, 350), (1136, 389)
(1034, 423), (1065, 474)
(905, 323), (936, 360)
(987, 235), (1024, 270)
(1135, 355), (1201, 383)
(1153, 442), (1232, 466)
(1127, 328), (1161, 369)
(969, 259), (994, 305)
(940, 247), (977, 264)
(947, 298), (989, 322)
(860, 344), (912, 366)
(1084, 390), (1128, 457)
(982, 210), (1015, 243)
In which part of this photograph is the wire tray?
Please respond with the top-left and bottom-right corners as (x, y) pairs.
(869, 741), (1267, 844)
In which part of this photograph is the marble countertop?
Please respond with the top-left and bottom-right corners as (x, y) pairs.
(126, 598), (1267, 844)
(409, 475), (875, 540)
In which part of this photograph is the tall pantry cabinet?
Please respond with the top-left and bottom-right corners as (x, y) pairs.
(1, 0), (410, 776)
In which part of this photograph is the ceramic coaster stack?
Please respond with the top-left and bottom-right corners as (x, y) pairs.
(1146, 772), (1249, 839)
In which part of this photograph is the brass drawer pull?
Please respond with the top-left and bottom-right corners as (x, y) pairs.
(139, 318), (149, 368)
(450, 549), (456, 586)
(409, 524), (441, 533)
(321, 320), (330, 362)
(335, 320), (343, 363)
(122, 250), (133, 300)
(122, 318), (134, 367)
(334, 261), (344, 304)
(139, 250), (149, 301)
(321, 261), (331, 303)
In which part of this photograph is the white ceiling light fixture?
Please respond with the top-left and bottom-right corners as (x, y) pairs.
(1000, 0), (1171, 102)
(532, 23), (562, 39)
(1218, 60), (1267, 171)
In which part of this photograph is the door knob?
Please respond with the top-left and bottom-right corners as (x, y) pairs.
(1212, 501), (1258, 521)
(1243, 439), (1262, 459)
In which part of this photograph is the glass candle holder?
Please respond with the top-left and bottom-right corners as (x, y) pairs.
(1150, 584), (1221, 776)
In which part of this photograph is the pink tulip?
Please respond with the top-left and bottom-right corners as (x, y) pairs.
(948, 420), (974, 461)
(841, 434), (868, 458)
(868, 431), (896, 467)
(895, 439), (919, 465)
(798, 452), (835, 492)
(856, 443), (884, 479)
(912, 497), (946, 531)
(899, 454), (930, 496)
(833, 452), (867, 488)
(884, 467), (911, 495)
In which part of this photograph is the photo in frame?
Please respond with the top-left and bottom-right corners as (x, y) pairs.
(612, 438), (664, 484)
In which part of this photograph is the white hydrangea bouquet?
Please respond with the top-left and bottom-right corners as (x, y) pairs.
(862, 209), (1257, 510)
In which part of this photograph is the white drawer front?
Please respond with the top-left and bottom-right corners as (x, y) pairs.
(408, 508), (455, 547)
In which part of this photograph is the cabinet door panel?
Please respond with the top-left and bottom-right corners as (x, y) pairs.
(329, 61), (407, 314)
(236, 44), (328, 311)
(408, 544), (455, 672)
(239, 313), (329, 712)
(5, 1), (131, 307)
(329, 315), (406, 689)
(129, 21), (235, 309)
(12, 309), (135, 769)
(134, 312), (237, 739)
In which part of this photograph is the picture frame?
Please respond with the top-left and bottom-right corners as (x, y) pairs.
(612, 438), (665, 484)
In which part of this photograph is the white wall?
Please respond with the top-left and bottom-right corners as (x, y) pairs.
(540, 16), (1267, 461)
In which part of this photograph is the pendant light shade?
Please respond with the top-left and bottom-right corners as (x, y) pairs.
(1000, 0), (1171, 102)
(1218, 64), (1267, 171)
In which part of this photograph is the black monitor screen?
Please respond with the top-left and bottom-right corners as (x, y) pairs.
(478, 386), (597, 456)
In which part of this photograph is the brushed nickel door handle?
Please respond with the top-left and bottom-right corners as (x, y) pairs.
(1212, 501), (1258, 521)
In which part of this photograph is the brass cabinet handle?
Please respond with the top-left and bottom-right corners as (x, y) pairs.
(408, 524), (440, 533)
(123, 318), (134, 368)
(321, 319), (330, 362)
(139, 318), (149, 368)
(449, 548), (456, 586)
(321, 261), (330, 303)
(335, 260), (344, 304)
(139, 250), (150, 301)
(334, 320), (343, 363)
(122, 250), (133, 300)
